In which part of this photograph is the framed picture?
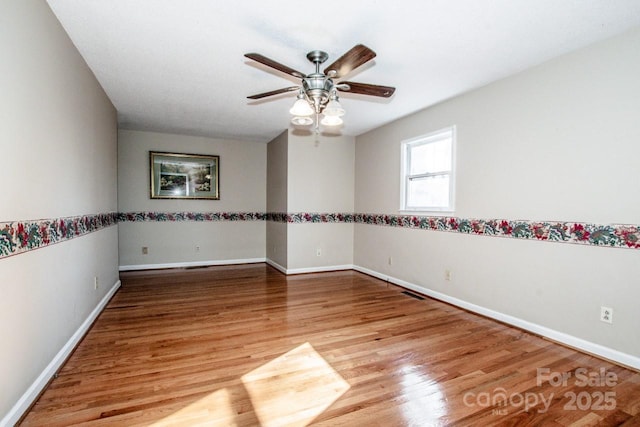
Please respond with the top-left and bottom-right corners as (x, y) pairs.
(150, 151), (219, 199)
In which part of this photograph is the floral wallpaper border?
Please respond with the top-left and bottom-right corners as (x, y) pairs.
(116, 211), (640, 249)
(117, 211), (266, 222)
(0, 212), (118, 259)
(2, 211), (637, 259)
(268, 212), (639, 250)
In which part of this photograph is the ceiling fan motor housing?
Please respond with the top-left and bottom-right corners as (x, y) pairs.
(302, 74), (333, 112)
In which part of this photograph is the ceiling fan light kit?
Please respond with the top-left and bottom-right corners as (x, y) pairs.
(289, 92), (315, 117)
(291, 116), (314, 126)
(323, 96), (346, 117)
(320, 114), (343, 127)
(245, 44), (395, 132)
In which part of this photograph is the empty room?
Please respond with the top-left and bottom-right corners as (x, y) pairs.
(2, 1), (640, 426)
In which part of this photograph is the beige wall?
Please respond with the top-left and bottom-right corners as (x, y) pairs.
(287, 133), (355, 212)
(266, 221), (288, 268)
(286, 132), (355, 271)
(117, 129), (266, 268)
(287, 223), (354, 271)
(1, 0), (118, 420)
(265, 131), (355, 272)
(266, 130), (288, 212)
(354, 28), (640, 363)
(266, 131), (288, 268)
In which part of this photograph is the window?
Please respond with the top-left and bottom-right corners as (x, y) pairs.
(401, 126), (455, 212)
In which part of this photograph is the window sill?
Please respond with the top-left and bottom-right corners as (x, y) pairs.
(400, 208), (455, 215)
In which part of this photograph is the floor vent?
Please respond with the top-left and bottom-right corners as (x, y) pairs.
(401, 291), (425, 300)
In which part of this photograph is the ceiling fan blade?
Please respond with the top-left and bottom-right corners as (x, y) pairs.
(324, 44), (376, 78)
(245, 53), (306, 79)
(337, 81), (396, 98)
(247, 86), (299, 100)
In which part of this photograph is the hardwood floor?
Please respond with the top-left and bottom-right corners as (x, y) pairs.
(20, 264), (640, 426)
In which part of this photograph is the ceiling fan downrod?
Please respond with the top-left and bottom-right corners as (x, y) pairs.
(302, 50), (333, 114)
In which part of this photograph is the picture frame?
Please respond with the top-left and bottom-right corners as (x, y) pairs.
(150, 151), (219, 199)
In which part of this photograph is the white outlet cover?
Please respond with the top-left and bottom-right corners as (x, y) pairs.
(600, 306), (613, 324)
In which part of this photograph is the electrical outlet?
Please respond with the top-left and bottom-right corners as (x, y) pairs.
(93, 276), (98, 290)
(195, 245), (200, 252)
(142, 246), (148, 255)
(600, 306), (613, 324)
(388, 256), (393, 265)
(445, 269), (452, 281)
(316, 248), (322, 257)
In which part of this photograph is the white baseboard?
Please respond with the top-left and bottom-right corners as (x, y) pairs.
(2, 280), (121, 427)
(265, 258), (287, 274)
(286, 264), (354, 275)
(353, 264), (640, 371)
(265, 258), (353, 275)
(119, 257), (266, 271)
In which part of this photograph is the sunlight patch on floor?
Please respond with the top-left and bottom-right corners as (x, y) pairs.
(149, 388), (237, 426)
(241, 342), (351, 427)
(149, 342), (349, 426)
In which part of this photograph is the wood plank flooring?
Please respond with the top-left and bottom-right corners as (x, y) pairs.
(20, 264), (640, 426)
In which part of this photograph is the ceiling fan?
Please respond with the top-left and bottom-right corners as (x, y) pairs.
(245, 44), (395, 128)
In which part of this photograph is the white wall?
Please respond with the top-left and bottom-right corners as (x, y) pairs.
(354, 28), (640, 364)
(0, 0), (118, 421)
(118, 129), (266, 268)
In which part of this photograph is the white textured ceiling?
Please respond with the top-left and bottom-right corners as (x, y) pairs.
(47, 0), (640, 143)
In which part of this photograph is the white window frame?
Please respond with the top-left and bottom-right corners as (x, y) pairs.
(400, 126), (456, 213)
